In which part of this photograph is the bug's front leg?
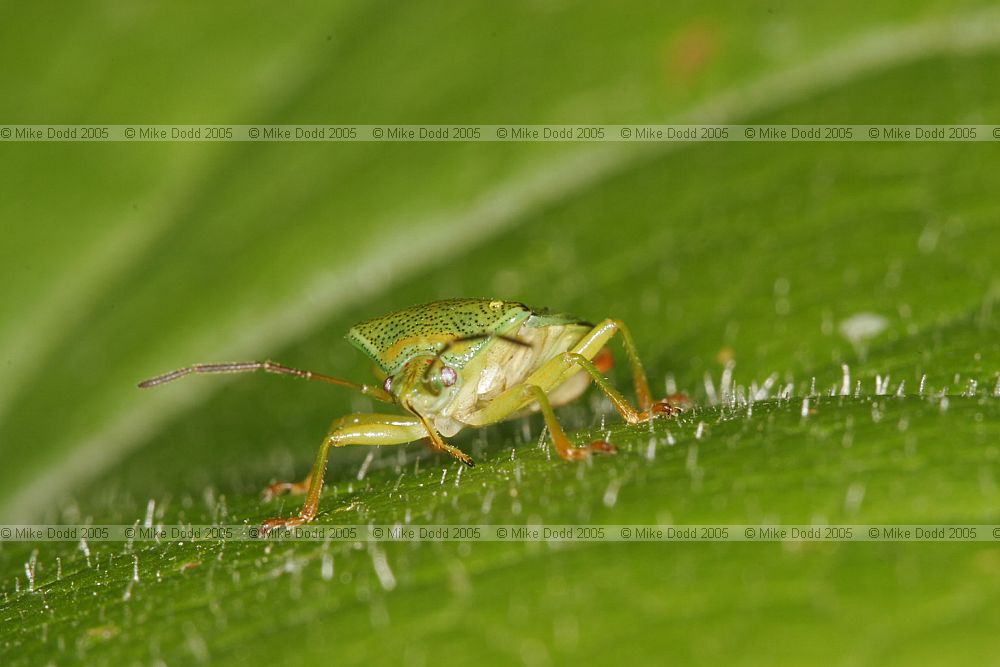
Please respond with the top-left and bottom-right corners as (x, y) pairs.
(260, 414), (426, 534)
(410, 411), (475, 467)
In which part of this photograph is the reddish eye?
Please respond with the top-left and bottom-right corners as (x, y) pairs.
(383, 376), (393, 393)
(440, 366), (457, 387)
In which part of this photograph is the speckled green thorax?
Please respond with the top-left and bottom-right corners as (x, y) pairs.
(346, 299), (581, 375)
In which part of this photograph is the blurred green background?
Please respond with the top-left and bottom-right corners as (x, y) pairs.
(2, 2), (1000, 665)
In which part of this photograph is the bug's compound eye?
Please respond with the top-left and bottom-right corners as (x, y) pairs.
(383, 376), (393, 394)
(440, 366), (457, 387)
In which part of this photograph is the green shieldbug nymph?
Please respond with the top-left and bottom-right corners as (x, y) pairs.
(138, 299), (683, 533)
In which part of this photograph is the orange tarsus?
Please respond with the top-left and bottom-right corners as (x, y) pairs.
(663, 393), (694, 409)
(261, 475), (312, 502)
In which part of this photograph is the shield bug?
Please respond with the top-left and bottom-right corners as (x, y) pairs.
(138, 299), (683, 533)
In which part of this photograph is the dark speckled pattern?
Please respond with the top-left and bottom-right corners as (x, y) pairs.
(346, 299), (534, 374)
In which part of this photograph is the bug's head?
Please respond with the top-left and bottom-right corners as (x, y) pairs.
(382, 355), (462, 413)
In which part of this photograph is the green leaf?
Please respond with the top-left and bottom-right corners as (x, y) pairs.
(3, 4), (1000, 666)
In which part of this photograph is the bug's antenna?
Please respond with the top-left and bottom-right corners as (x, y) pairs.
(422, 334), (531, 383)
(138, 361), (393, 402)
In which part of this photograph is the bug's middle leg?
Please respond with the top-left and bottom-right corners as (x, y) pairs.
(524, 384), (616, 460)
(261, 413), (426, 533)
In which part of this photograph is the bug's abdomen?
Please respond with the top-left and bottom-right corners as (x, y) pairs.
(472, 322), (592, 409)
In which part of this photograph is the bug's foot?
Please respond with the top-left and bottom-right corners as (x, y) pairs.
(587, 439), (617, 455)
(664, 392), (694, 409)
(427, 440), (476, 467)
(637, 396), (689, 421)
(259, 515), (308, 536)
(650, 400), (683, 417)
(451, 450), (476, 467)
(559, 439), (617, 461)
(261, 475), (312, 502)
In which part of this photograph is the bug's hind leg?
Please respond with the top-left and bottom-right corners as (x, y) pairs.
(598, 320), (689, 417)
(566, 352), (683, 424)
(524, 384), (616, 461)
